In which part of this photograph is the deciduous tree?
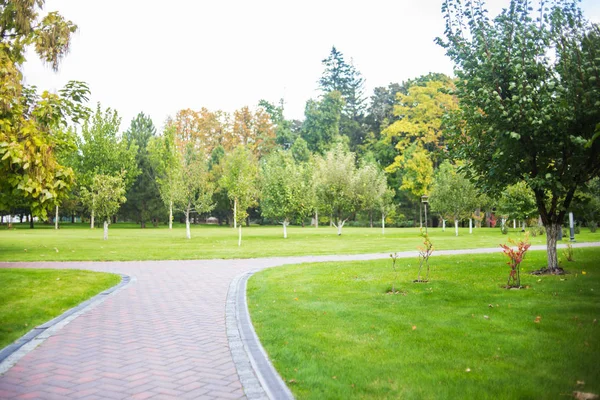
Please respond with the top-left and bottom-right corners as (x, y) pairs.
(439, 0), (600, 271)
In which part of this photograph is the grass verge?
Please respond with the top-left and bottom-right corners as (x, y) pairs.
(0, 223), (598, 261)
(0, 269), (121, 349)
(247, 248), (600, 399)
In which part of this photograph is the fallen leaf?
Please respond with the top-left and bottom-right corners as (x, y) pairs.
(332, 376), (337, 380)
(593, 319), (597, 324)
(54, 248), (59, 253)
(577, 381), (585, 386)
(24, 249), (27, 252)
(538, 279), (542, 282)
(412, 326), (417, 330)
(484, 315), (489, 319)
(351, 384), (355, 388)
(582, 271), (587, 275)
(465, 368), (471, 372)
(294, 297), (298, 301)
(488, 304), (494, 308)
(534, 316), (541, 323)
(56, 278), (60, 281)
(288, 379), (297, 384)
(573, 391), (598, 400)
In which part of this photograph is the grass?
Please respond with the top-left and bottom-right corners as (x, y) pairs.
(0, 222), (598, 261)
(247, 248), (600, 399)
(0, 269), (121, 349)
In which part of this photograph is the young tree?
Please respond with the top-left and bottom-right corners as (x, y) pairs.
(439, 0), (600, 272)
(172, 144), (215, 240)
(219, 146), (259, 246)
(496, 182), (538, 230)
(430, 161), (479, 236)
(314, 143), (361, 235)
(77, 104), (138, 227)
(378, 188), (396, 235)
(260, 150), (309, 238)
(81, 173), (127, 240)
(148, 124), (181, 230)
(356, 162), (388, 228)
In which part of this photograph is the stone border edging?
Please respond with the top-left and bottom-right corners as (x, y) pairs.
(0, 273), (133, 375)
(227, 270), (294, 400)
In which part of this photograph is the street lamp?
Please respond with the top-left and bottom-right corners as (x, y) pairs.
(421, 195), (429, 234)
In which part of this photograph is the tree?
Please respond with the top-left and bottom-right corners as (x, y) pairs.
(1, 1), (89, 220)
(301, 91), (345, 154)
(122, 113), (161, 228)
(439, 0), (600, 272)
(260, 150), (309, 238)
(496, 182), (538, 229)
(314, 143), (361, 235)
(148, 124), (181, 230)
(355, 162), (388, 228)
(77, 104), (138, 227)
(172, 143), (215, 240)
(219, 146), (259, 246)
(378, 188), (396, 235)
(430, 161), (479, 236)
(81, 173), (127, 240)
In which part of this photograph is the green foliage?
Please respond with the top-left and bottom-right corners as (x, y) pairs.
(80, 172), (127, 224)
(301, 91), (345, 154)
(496, 181), (538, 220)
(260, 150), (313, 233)
(77, 104), (139, 191)
(314, 143), (361, 233)
(219, 145), (259, 225)
(438, 0), (600, 269)
(429, 161), (479, 223)
(562, 243), (575, 262)
(121, 112), (162, 227)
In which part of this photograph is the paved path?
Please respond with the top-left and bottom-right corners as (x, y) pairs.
(0, 242), (598, 400)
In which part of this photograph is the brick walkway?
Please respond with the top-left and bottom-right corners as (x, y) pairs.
(1, 242), (598, 399)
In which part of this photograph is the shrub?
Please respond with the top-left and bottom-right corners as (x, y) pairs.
(562, 243), (575, 262)
(416, 231), (434, 282)
(591, 222), (598, 233)
(500, 234), (531, 288)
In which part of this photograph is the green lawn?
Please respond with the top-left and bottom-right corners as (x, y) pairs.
(0, 269), (121, 348)
(0, 222), (598, 261)
(247, 248), (600, 399)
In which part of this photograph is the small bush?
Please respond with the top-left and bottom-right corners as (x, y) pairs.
(500, 233), (531, 288)
(574, 225), (581, 234)
(590, 222), (598, 233)
(562, 243), (575, 262)
(501, 224), (508, 235)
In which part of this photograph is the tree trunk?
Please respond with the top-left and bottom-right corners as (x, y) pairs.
(185, 210), (192, 239)
(315, 210), (318, 228)
(382, 214), (385, 235)
(169, 200), (173, 230)
(29, 214), (33, 229)
(442, 219), (446, 232)
(238, 224), (242, 246)
(55, 205), (59, 230)
(71, 213), (75, 223)
(283, 219), (288, 239)
(233, 199), (237, 229)
(469, 218), (472, 234)
(513, 219), (516, 229)
(103, 220), (108, 240)
(419, 202), (422, 228)
(91, 208), (95, 229)
(545, 223), (561, 272)
(370, 211), (373, 228)
(335, 219), (346, 236)
(454, 219), (459, 236)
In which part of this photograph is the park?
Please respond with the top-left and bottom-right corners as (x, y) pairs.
(1, 0), (600, 399)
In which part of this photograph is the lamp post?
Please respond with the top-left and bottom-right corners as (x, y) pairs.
(421, 195), (429, 234)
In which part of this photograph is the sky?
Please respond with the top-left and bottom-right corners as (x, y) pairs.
(22, 0), (600, 132)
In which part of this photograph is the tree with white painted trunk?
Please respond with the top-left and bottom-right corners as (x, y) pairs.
(430, 161), (479, 236)
(496, 182), (537, 232)
(148, 125), (181, 230)
(314, 143), (361, 236)
(219, 146), (259, 246)
(80, 173), (126, 240)
(260, 150), (311, 238)
(378, 188), (396, 235)
(356, 162), (388, 229)
(172, 143), (215, 240)
(439, 0), (600, 272)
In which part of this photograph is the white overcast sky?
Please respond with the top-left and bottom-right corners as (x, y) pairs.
(22, 0), (600, 132)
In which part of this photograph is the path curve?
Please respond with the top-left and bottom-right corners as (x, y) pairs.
(0, 242), (598, 400)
